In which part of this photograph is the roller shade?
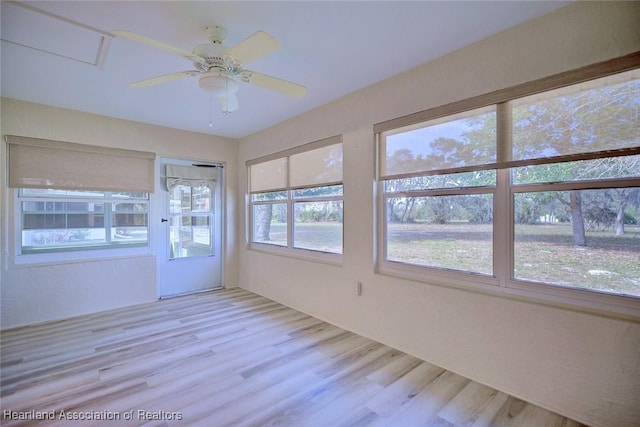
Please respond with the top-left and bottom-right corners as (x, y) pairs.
(379, 106), (496, 179)
(165, 164), (218, 191)
(289, 143), (343, 189)
(248, 135), (343, 193)
(7, 136), (155, 193)
(249, 157), (287, 193)
(376, 54), (640, 181)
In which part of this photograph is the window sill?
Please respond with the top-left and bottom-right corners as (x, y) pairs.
(10, 246), (152, 268)
(378, 260), (500, 292)
(506, 278), (640, 321)
(378, 261), (640, 321)
(248, 242), (343, 267)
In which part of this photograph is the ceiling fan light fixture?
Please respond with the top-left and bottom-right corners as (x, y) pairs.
(198, 74), (238, 96)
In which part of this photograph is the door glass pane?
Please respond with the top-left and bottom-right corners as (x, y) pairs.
(169, 184), (214, 259)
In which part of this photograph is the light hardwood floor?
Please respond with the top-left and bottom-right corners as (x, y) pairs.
(1, 288), (587, 427)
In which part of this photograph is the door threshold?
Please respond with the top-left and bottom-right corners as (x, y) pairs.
(159, 286), (225, 300)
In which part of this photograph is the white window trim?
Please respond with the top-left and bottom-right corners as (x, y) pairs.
(10, 188), (152, 267)
(247, 135), (344, 262)
(247, 188), (344, 263)
(248, 241), (343, 267)
(375, 54), (640, 320)
(376, 167), (502, 290)
(376, 170), (640, 319)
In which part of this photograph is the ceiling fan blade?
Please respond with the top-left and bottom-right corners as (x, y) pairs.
(130, 71), (199, 88)
(227, 31), (281, 65)
(244, 71), (307, 98)
(218, 93), (239, 113)
(112, 30), (206, 65)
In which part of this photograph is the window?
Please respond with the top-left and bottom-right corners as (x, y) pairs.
(248, 136), (343, 257)
(6, 136), (156, 261)
(381, 107), (497, 277)
(376, 57), (640, 314)
(18, 189), (149, 253)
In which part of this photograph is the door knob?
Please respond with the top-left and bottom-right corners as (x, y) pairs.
(161, 218), (168, 223)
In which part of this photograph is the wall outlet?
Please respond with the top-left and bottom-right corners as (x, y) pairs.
(355, 281), (363, 296)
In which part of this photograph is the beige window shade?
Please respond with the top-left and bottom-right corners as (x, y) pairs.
(250, 157), (287, 193)
(379, 106), (496, 179)
(248, 135), (343, 193)
(289, 143), (343, 188)
(378, 68), (640, 181)
(376, 54), (640, 181)
(511, 68), (640, 162)
(7, 136), (156, 193)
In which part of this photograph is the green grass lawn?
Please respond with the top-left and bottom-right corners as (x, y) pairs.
(258, 222), (343, 254)
(260, 221), (640, 297)
(514, 224), (640, 296)
(387, 222), (494, 275)
(292, 222), (343, 253)
(387, 222), (640, 297)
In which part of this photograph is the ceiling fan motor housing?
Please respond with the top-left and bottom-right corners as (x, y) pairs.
(192, 42), (241, 73)
(205, 25), (227, 44)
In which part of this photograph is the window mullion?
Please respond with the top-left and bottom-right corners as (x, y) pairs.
(292, 195), (343, 203)
(513, 177), (640, 193)
(287, 189), (294, 249)
(287, 154), (292, 249)
(496, 101), (512, 164)
(494, 169), (512, 288)
(494, 101), (512, 287)
(105, 202), (112, 244)
(385, 186), (495, 198)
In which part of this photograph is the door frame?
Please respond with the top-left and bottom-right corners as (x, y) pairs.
(154, 156), (226, 299)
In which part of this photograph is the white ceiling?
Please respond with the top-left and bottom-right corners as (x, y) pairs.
(1, 1), (570, 139)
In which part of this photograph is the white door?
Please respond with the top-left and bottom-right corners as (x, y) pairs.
(156, 157), (223, 298)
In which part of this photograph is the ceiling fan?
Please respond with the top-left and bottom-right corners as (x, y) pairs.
(112, 25), (306, 113)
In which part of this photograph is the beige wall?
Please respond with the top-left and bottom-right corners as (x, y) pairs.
(1, 98), (239, 327)
(1, 2), (638, 426)
(238, 3), (640, 427)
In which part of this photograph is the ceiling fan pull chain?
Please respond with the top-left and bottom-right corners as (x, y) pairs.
(209, 94), (214, 128)
(224, 76), (229, 114)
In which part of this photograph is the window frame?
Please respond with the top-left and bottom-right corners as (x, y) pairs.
(247, 135), (344, 264)
(12, 188), (151, 265)
(382, 185), (497, 277)
(375, 52), (640, 318)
